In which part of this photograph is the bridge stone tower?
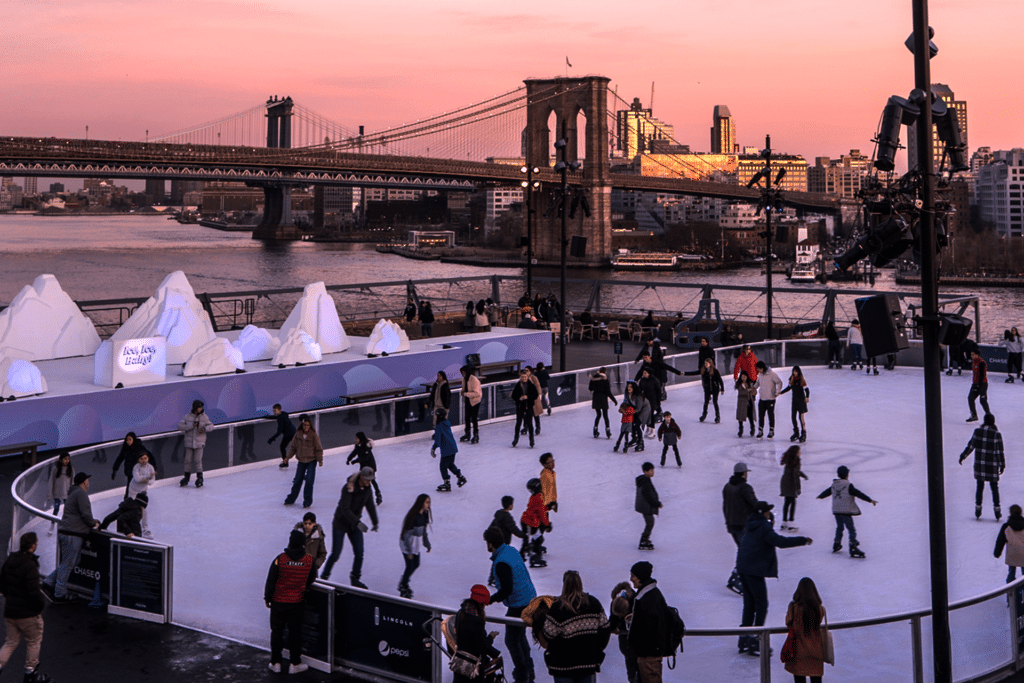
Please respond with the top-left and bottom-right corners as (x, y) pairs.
(253, 96), (303, 240)
(524, 77), (613, 264)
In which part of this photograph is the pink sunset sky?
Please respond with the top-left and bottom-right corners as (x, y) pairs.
(3, 0), (1022, 168)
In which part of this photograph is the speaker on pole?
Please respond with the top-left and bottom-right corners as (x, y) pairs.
(569, 235), (587, 258)
(937, 314), (973, 347)
(854, 294), (910, 358)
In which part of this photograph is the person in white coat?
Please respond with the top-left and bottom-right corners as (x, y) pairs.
(847, 319), (864, 370)
(754, 361), (783, 439)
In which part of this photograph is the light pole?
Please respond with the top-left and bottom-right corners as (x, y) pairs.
(553, 121), (582, 371)
(520, 164), (540, 300)
(748, 135), (784, 340)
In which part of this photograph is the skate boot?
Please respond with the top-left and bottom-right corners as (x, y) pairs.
(727, 570), (744, 595)
(997, 506), (1003, 521)
(437, 480), (452, 492)
(460, 434), (471, 442)
(613, 443), (620, 452)
(757, 430), (763, 438)
(790, 431), (800, 442)
(799, 430), (806, 443)
(837, 364), (842, 369)
(715, 416), (720, 423)
(1007, 376), (1015, 383)
(398, 580), (413, 599)
(195, 473), (204, 488)
(767, 429), (774, 439)
(946, 367), (953, 376)
(832, 543), (842, 553)
(738, 424), (744, 437)
(638, 539), (654, 550)
(23, 671), (54, 683)
(529, 555), (547, 568)
(750, 425), (755, 436)
(594, 427), (600, 438)
(471, 435), (479, 444)
(976, 505), (983, 519)
(873, 367), (879, 375)
(179, 473), (191, 487)
(351, 574), (368, 589)
(852, 364), (858, 371)
(699, 414), (706, 423)
(456, 475), (468, 488)
(867, 366), (871, 374)
(849, 546), (866, 559)
(606, 428), (612, 439)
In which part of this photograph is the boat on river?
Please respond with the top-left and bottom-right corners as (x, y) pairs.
(610, 251), (682, 271)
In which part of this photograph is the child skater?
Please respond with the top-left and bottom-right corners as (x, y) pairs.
(779, 365), (810, 443)
(779, 446), (809, 531)
(398, 494), (431, 599)
(735, 370), (756, 438)
(431, 409), (466, 492)
(520, 478), (550, 568)
(657, 412), (682, 467)
(817, 465), (877, 558)
(129, 451), (157, 538)
(995, 504), (1024, 583)
(347, 432), (383, 505)
(614, 393), (636, 453)
(48, 452), (74, 536)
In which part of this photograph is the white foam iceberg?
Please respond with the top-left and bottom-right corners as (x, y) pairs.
(278, 282), (349, 354)
(0, 274), (101, 361)
(365, 318), (410, 355)
(271, 328), (322, 366)
(111, 271), (216, 365)
(184, 338), (245, 377)
(0, 356), (47, 397)
(231, 325), (281, 362)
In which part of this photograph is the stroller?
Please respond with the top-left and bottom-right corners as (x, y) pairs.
(422, 615), (506, 683)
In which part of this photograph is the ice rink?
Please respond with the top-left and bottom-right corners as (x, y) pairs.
(40, 364), (1024, 681)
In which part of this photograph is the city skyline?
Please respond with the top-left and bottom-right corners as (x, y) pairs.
(3, 0), (1022, 172)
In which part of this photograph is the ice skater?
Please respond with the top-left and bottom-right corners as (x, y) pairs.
(847, 319), (863, 370)
(754, 361), (783, 439)
(431, 409), (466, 491)
(735, 370), (756, 437)
(825, 321), (842, 368)
(524, 366), (545, 436)
(111, 432), (147, 496)
(817, 466), (877, 558)
(48, 452), (73, 536)
(283, 417), (323, 509)
(626, 381), (650, 452)
(520, 478), (550, 568)
(656, 412), (681, 467)
(589, 367), (617, 439)
(779, 365), (810, 443)
(540, 453), (558, 515)
(778, 446), (808, 532)
(268, 404), (297, 469)
(1000, 328), (1023, 382)
(398, 493), (431, 598)
(177, 399), (212, 488)
(690, 357), (724, 424)
(732, 344), (759, 383)
(128, 451), (156, 538)
(958, 413), (1005, 520)
(994, 504), (1024, 583)
(635, 462), (662, 550)
(966, 348), (992, 422)
(511, 370), (538, 448)
(460, 365), (482, 444)
(346, 432), (383, 505)
(321, 466), (378, 587)
(535, 362), (552, 416)
(614, 396), (636, 453)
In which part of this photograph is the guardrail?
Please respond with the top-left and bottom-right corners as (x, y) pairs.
(12, 338), (1021, 682)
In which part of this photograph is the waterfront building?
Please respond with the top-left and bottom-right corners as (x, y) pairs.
(632, 153), (738, 181)
(22, 176), (37, 195)
(807, 150), (872, 198)
(170, 180), (205, 205)
(483, 187), (523, 235)
(736, 154), (808, 192)
(200, 182), (264, 218)
(314, 186), (362, 230)
(616, 97), (674, 159)
(907, 83), (968, 174)
(145, 178), (165, 205)
(48, 182), (64, 194)
(710, 105), (737, 154)
(976, 149), (1024, 238)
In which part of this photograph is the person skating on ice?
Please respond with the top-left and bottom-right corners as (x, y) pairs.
(994, 504), (1024, 583)
(778, 365), (810, 443)
(733, 344), (759, 383)
(483, 526), (537, 683)
(177, 399), (212, 488)
(735, 370), (756, 437)
(722, 462), (758, 595)
(520, 478), (550, 568)
(1000, 327), (1023, 382)
(614, 396), (636, 453)
(511, 370), (539, 448)
(460, 365), (482, 444)
(346, 432), (383, 505)
(431, 409), (466, 491)
(686, 357), (724, 424)
(283, 417), (323, 509)
(398, 494), (431, 599)
(267, 404), (297, 469)
(959, 412), (1005, 520)
(539, 453), (558, 515)
(635, 462), (662, 550)
(264, 529), (316, 674)
(624, 381), (650, 452)
(754, 361), (783, 439)
(816, 466), (877, 558)
(778, 446), (809, 532)
(966, 348), (992, 422)
(847, 319), (864, 370)
(321, 466), (379, 587)
(589, 367), (618, 439)
(657, 412), (681, 467)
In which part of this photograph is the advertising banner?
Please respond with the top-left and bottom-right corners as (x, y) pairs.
(549, 373), (576, 408)
(335, 592), (434, 682)
(110, 542), (168, 621)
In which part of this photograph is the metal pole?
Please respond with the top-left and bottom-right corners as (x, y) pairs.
(527, 170), (534, 299)
(911, 1), (952, 681)
(765, 134), (773, 341)
(559, 119), (569, 372)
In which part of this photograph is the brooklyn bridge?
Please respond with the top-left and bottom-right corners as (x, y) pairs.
(0, 76), (843, 261)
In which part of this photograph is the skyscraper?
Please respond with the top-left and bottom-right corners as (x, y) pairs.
(616, 98), (674, 159)
(22, 176), (37, 195)
(906, 84), (967, 173)
(711, 105), (737, 154)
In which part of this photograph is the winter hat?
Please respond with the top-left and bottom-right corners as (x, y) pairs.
(837, 466), (850, 479)
(288, 529), (306, 550)
(359, 466), (376, 481)
(470, 584), (491, 605)
(192, 399), (205, 412)
(630, 561), (653, 584)
(73, 472), (91, 486)
(733, 462), (749, 474)
(755, 361), (767, 370)
(134, 492), (149, 508)
(755, 501), (775, 514)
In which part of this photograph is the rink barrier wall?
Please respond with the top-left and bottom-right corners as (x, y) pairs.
(13, 337), (1018, 682)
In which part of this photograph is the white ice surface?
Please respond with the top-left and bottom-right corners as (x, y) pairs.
(37, 366), (1024, 682)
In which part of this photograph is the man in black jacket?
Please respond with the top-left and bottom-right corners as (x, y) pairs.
(321, 467), (379, 587)
(0, 532), (53, 683)
(268, 403), (297, 469)
(627, 561), (670, 683)
(722, 462), (758, 595)
(99, 493), (149, 539)
(511, 371), (538, 448)
(635, 463), (662, 550)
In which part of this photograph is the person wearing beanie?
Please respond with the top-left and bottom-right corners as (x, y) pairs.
(42, 473), (99, 604)
(817, 466), (877, 558)
(608, 582), (638, 683)
(177, 399), (213, 488)
(448, 585), (501, 683)
(722, 462), (758, 595)
(735, 501), (813, 656)
(627, 561), (671, 683)
(128, 450), (157, 538)
(753, 361), (783, 439)
(346, 432), (383, 505)
(483, 526), (537, 683)
(995, 504), (1024, 583)
(959, 413), (1005, 520)
(635, 463), (662, 550)
(264, 529), (316, 674)
(0, 532), (54, 683)
(322, 467), (379, 588)
(99, 492), (149, 539)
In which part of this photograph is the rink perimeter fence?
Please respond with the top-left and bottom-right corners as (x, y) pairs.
(11, 338), (1024, 683)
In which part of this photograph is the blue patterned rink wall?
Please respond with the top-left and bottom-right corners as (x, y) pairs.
(0, 329), (551, 450)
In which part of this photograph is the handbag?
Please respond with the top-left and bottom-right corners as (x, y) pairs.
(780, 625), (797, 663)
(821, 613), (835, 666)
(449, 648), (482, 678)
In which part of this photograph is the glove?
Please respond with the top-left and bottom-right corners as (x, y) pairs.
(546, 502), (558, 513)
(430, 449), (437, 458)
(357, 522), (368, 533)
(371, 524), (379, 533)
(268, 436), (276, 444)
(375, 493), (383, 506)
(111, 472), (117, 480)
(543, 523), (553, 533)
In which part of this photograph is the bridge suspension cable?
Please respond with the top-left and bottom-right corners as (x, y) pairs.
(149, 104), (269, 147)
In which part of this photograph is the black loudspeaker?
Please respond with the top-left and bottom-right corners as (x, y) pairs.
(520, 236), (529, 247)
(855, 294), (910, 358)
(938, 314), (973, 347)
(570, 235), (587, 258)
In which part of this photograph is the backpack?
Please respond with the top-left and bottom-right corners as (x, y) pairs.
(665, 605), (686, 669)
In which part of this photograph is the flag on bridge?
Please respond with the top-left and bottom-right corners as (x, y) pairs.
(566, 57), (572, 68)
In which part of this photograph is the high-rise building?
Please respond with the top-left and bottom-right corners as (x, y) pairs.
(907, 83), (968, 173)
(807, 150), (872, 198)
(976, 149), (1024, 238)
(710, 105), (737, 154)
(736, 154), (808, 193)
(145, 179), (166, 205)
(616, 98), (674, 159)
(22, 177), (37, 195)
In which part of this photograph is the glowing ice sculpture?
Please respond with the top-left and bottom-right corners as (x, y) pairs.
(278, 282), (349, 354)
(231, 325), (281, 362)
(0, 274), (101, 361)
(271, 328), (322, 366)
(184, 338), (244, 377)
(111, 271), (216, 365)
(365, 319), (410, 355)
(0, 356), (48, 397)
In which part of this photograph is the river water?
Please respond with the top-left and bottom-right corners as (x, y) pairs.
(0, 214), (1017, 341)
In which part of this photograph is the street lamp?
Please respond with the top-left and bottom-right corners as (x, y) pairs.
(520, 165), (540, 299)
(552, 124), (582, 371)
(747, 135), (786, 340)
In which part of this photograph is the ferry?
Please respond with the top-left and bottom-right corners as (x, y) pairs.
(610, 251), (681, 271)
(789, 264), (818, 283)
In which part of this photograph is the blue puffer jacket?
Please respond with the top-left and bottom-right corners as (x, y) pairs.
(432, 419), (459, 457)
(736, 512), (809, 578)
